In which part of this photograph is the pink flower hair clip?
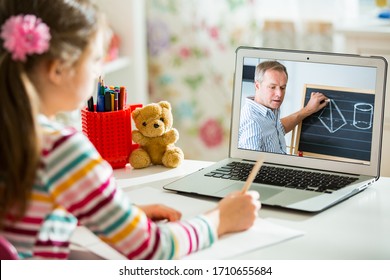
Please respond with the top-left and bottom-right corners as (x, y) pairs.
(1, 14), (51, 62)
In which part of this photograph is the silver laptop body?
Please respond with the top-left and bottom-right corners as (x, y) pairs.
(163, 47), (387, 212)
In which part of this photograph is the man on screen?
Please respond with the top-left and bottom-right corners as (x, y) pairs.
(238, 60), (329, 153)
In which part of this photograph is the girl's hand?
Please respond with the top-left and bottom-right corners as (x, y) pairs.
(205, 190), (261, 237)
(138, 204), (182, 222)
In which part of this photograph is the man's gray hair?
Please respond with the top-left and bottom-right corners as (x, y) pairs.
(255, 60), (288, 83)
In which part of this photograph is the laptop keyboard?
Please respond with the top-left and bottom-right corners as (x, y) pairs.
(204, 161), (359, 193)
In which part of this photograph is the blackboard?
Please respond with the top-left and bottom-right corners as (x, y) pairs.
(242, 65), (255, 81)
(296, 84), (375, 162)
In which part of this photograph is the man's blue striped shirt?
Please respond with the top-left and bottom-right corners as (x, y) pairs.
(238, 97), (287, 154)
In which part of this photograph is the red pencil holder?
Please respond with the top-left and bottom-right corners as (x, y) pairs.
(81, 104), (142, 169)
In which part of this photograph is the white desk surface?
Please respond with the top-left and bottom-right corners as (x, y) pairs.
(72, 160), (390, 260)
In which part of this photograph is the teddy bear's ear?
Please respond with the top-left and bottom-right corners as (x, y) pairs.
(159, 101), (171, 110)
(132, 108), (142, 120)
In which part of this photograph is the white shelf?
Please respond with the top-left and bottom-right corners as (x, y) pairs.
(54, 0), (147, 129)
(103, 56), (132, 75)
(94, 0), (148, 104)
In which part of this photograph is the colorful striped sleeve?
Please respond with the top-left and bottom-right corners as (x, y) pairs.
(44, 128), (217, 259)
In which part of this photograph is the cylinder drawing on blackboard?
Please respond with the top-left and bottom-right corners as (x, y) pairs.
(318, 99), (347, 133)
(353, 103), (373, 130)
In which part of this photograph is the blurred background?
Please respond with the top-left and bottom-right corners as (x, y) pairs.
(59, 0), (390, 175)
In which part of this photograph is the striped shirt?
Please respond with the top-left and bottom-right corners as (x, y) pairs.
(1, 115), (216, 259)
(238, 97), (287, 154)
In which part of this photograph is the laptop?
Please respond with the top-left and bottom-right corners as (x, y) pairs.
(163, 47), (387, 212)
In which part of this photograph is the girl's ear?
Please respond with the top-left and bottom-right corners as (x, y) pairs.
(48, 59), (68, 85)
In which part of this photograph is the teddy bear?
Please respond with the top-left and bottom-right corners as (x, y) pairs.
(129, 101), (184, 169)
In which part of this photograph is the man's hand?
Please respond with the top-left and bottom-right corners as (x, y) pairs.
(281, 92), (329, 133)
(303, 92), (329, 116)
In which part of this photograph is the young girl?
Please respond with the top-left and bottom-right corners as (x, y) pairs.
(0, 0), (260, 260)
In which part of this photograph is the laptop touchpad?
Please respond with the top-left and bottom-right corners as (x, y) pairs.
(214, 182), (283, 201)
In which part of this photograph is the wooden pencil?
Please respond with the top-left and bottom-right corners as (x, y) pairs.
(241, 156), (264, 193)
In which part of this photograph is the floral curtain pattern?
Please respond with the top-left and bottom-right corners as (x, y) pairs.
(146, 0), (335, 161)
(146, 0), (262, 161)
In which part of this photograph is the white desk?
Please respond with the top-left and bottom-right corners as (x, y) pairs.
(71, 160), (390, 260)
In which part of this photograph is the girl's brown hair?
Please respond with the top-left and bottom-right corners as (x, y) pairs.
(0, 0), (103, 227)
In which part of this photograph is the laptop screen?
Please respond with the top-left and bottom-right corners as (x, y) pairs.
(230, 47), (387, 177)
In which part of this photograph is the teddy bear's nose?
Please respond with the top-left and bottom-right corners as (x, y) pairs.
(154, 123), (160, 128)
